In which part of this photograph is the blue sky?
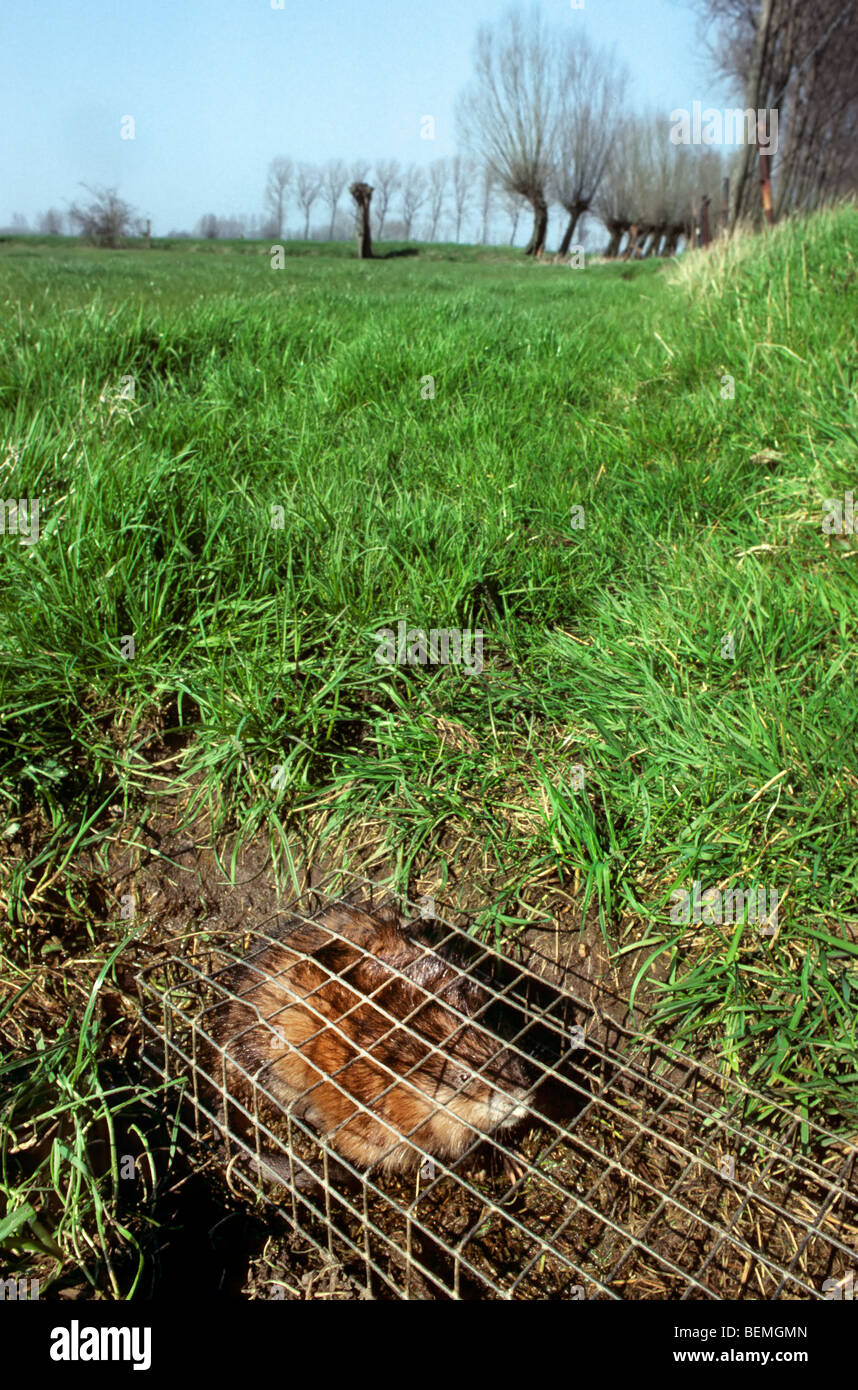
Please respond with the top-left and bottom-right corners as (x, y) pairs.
(1, 0), (733, 235)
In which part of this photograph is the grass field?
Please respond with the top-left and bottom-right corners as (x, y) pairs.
(1, 208), (857, 1294)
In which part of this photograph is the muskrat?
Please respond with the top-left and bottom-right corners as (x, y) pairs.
(196, 900), (537, 1184)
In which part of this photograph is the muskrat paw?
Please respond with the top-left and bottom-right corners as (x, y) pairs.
(501, 1150), (529, 1184)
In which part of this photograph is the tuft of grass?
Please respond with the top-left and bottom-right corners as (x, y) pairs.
(0, 940), (180, 1297)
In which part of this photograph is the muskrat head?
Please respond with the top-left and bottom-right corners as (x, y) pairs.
(434, 1025), (534, 1133)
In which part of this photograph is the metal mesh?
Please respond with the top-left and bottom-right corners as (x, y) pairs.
(136, 875), (858, 1300)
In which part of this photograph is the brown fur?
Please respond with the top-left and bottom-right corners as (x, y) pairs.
(198, 901), (534, 1177)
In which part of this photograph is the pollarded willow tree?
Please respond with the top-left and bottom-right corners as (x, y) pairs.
(593, 117), (642, 257)
(634, 123), (725, 256)
(595, 115), (726, 258)
(455, 5), (560, 256)
(550, 34), (628, 257)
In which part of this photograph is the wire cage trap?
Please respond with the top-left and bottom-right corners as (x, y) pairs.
(137, 878), (858, 1300)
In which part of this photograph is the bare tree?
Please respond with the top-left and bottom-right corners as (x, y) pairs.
(38, 208), (64, 235)
(321, 159), (348, 239)
(456, 5), (560, 256)
(400, 164), (428, 239)
(450, 155), (474, 241)
(217, 215), (247, 239)
(500, 188), (527, 244)
(551, 35), (626, 257)
(265, 158), (293, 239)
(372, 159), (402, 238)
(478, 165), (495, 243)
(194, 213), (247, 239)
(69, 186), (139, 248)
(197, 212), (219, 239)
(294, 162), (323, 240)
(426, 159), (448, 240)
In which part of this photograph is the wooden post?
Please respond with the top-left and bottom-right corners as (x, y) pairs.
(758, 117), (775, 227)
(145, 218), (151, 249)
(349, 182), (374, 259)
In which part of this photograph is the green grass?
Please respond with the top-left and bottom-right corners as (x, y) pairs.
(1, 212), (857, 1291)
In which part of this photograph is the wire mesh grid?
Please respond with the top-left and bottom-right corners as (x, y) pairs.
(137, 875), (858, 1300)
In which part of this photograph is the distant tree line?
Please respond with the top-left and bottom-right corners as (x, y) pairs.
(251, 154), (530, 247)
(0, 208), (67, 236)
(4, 137), (717, 257)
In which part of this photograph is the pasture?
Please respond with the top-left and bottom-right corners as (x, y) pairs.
(1, 208), (857, 1295)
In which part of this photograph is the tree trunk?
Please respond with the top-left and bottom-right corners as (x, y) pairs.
(729, 0), (775, 230)
(661, 225), (682, 257)
(349, 182), (374, 259)
(699, 195), (713, 245)
(557, 203), (586, 258)
(604, 223), (624, 258)
(524, 194), (548, 257)
(622, 223), (648, 260)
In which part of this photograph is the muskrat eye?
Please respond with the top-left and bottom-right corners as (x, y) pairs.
(457, 1070), (471, 1085)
